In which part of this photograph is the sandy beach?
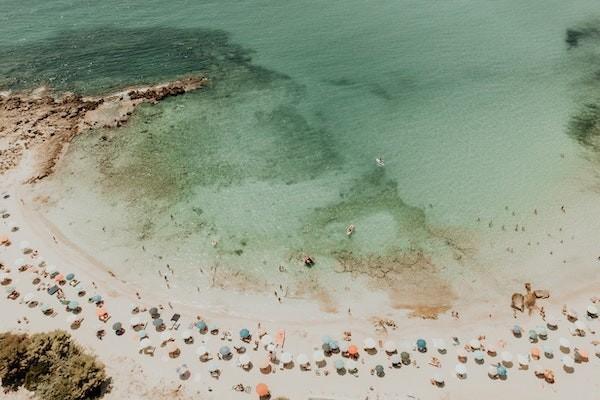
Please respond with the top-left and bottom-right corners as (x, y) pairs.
(2, 85), (600, 399)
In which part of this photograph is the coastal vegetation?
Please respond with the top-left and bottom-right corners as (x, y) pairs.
(569, 102), (600, 150)
(0, 330), (110, 400)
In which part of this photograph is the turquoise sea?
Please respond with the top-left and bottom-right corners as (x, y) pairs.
(3, 1), (600, 298)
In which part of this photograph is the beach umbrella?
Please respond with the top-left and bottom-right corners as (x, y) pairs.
(19, 241), (31, 252)
(95, 307), (108, 318)
(512, 325), (522, 336)
(152, 318), (164, 327)
(137, 330), (148, 339)
(312, 350), (325, 363)
(180, 330), (193, 341)
(455, 364), (467, 377)
(567, 308), (578, 320)
(456, 348), (467, 361)
(535, 326), (548, 338)
(195, 321), (207, 331)
(433, 373), (444, 384)
(112, 322), (122, 331)
(517, 354), (529, 366)
(297, 353), (309, 367)
(575, 320), (587, 331)
(266, 343), (276, 353)
(40, 305), (52, 314)
(280, 352), (293, 365)
(66, 315), (78, 325)
(239, 354), (251, 367)
(166, 341), (179, 354)
(391, 354), (401, 365)
(384, 340), (397, 353)
(400, 351), (410, 363)
(543, 345), (554, 357)
(562, 355), (574, 368)
(416, 339), (427, 351)
(546, 316), (558, 328)
(5, 286), (16, 294)
(321, 335), (333, 344)
(322, 342), (331, 353)
(334, 358), (345, 370)
(346, 359), (359, 372)
(129, 316), (142, 327)
(473, 350), (484, 362)
(65, 273), (75, 281)
(14, 258), (25, 268)
(66, 300), (79, 310)
(219, 345), (231, 357)
(328, 340), (339, 351)
(530, 347), (541, 359)
(374, 364), (385, 377)
(161, 331), (174, 342)
(240, 328), (251, 339)
(195, 345), (208, 357)
(528, 330), (538, 341)
(587, 304), (598, 317)
(139, 338), (152, 350)
(149, 307), (158, 317)
(348, 344), (358, 357)
(488, 365), (499, 378)
(23, 293), (34, 303)
(574, 348), (589, 362)
(434, 339), (447, 353)
(207, 363), (219, 373)
(176, 364), (189, 376)
(260, 334), (273, 347)
(501, 351), (513, 363)
(469, 339), (480, 350)
(255, 383), (269, 397)
(363, 337), (376, 350)
(486, 344), (497, 355)
(497, 365), (507, 377)
(208, 324), (219, 333)
(559, 337), (570, 349)
(338, 341), (349, 353)
(89, 294), (102, 303)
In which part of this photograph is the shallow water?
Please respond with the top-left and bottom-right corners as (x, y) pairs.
(4, 1), (600, 299)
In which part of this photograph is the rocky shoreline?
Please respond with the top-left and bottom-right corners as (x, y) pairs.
(0, 76), (206, 182)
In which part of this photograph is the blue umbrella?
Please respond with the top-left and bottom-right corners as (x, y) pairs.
(528, 330), (538, 341)
(416, 339), (427, 351)
(497, 365), (507, 377)
(512, 325), (522, 336)
(473, 350), (484, 361)
(152, 318), (164, 327)
(328, 340), (339, 351)
(321, 335), (333, 344)
(195, 321), (207, 331)
(334, 359), (345, 370)
(391, 354), (401, 365)
(67, 301), (79, 310)
(89, 295), (102, 303)
(240, 328), (250, 339)
(66, 273), (75, 281)
(219, 346), (231, 356)
(138, 330), (147, 338)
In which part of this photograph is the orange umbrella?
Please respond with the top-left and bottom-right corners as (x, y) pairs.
(275, 329), (285, 347)
(575, 349), (589, 362)
(54, 274), (65, 282)
(96, 308), (108, 317)
(256, 383), (269, 397)
(348, 344), (359, 356)
(0, 235), (10, 245)
(530, 347), (541, 360)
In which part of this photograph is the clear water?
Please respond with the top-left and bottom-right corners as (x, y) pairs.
(3, 0), (600, 297)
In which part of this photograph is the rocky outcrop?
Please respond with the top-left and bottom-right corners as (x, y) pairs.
(0, 76), (206, 181)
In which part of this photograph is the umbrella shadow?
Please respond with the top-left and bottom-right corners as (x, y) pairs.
(563, 365), (574, 374)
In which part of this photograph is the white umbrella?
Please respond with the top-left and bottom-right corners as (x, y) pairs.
(266, 343), (275, 353)
(546, 315), (558, 328)
(19, 241), (31, 252)
(313, 350), (325, 362)
(161, 331), (174, 342)
(296, 353), (309, 367)
(501, 351), (513, 363)
(239, 354), (251, 367)
(532, 363), (544, 375)
(456, 348), (467, 360)
(180, 329), (194, 340)
(14, 258), (25, 267)
(346, 358), (359, 372)
(559, 337), (570, 349)
(469, 339), (480, 350)
(280, 352), (293, 364)
(129, 316), (141, 327)
(260, 334), (273, 346)
(434, 339), (447, 352)
(363, 337), (376, 350)
(517, 354), (529, 366)
(338, 341), (349, 353)
(562, 355), (574, 368)
(23, 293), (35, 303)
(139, 338), (152, 350)
(433, 373), (445, 384)
(567, 308), (578, 320)
(574, 320), (587, 331)
(384, 340), (397, 353)
(455, 364), (467, 376)
(66, 315), (78, 325)
(207, 363), (219, 373)
(487, 365), (498, 377)
(587, 304), (598, 317)
(543, 345), (554, 357)
(195, 346), (208, 356)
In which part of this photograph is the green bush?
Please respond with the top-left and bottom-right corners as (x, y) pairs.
(0, 330), (110, 400)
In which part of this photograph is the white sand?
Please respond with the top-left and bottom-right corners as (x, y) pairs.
(1, 157), (600, 400)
